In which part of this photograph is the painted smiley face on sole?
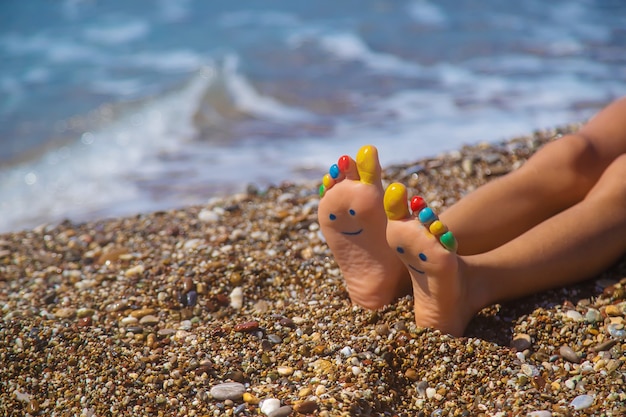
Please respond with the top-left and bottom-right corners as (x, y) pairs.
(328, 209), (364, 235)
(317, 145), (412, 310)
(395, 246), (427, 274)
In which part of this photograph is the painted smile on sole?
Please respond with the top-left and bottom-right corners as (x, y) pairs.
(341, 229), (364, 236)
(407, 264), (425, 275)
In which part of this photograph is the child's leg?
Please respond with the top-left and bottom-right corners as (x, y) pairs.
(385, 154), (626, 336)
(467, 153), (626, 311)
(441, 97), (626, 255)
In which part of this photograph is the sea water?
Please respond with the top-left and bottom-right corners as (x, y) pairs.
(1, 0), (625, 232)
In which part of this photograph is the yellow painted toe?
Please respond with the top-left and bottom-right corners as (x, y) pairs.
(384, 183), (410, 220)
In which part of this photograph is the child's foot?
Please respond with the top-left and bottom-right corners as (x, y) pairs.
(384, 182), (474, 337)
(318, 145), (411, 309)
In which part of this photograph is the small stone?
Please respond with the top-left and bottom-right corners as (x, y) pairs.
(230, 287), (243, 310)
(267, 334), (282, 344)
(294, 400), (318, 414)
(183, 277), (195, 293)
(157, 328), (176, 338)
(527, 411), (552, 417)
(210, 382), (245, 401)
(234, 320), (259, 332)
(416, 381), (429, 398)
(565, 310), (583, 321)
(279, 317), (295, 328)
(126, 326), (144, 334)
(607, 323), (626, 339)
(54, 307), (76, 319)
(511, 334), (532, 351)
(606, 359), (622, 373)
(261, 398), (281, 415)
(78, 317), (92, 327)
(569, 394), (594, 410)
(130, 308), (155, 319)
(585, 308), (602, 323)
(298, 387), (312, 398)
(605, 305), (621, 317)
(185, 290), (198, 307)
(243, 392), (260, 404)
(124, 264), (145, 278)
(375, 323), (390, 336)
(183, 238), (204, 251)
(591, 339), (618, 352)
(559, 345), (581, 364)
(198, 208), (220, 223)
(521, 364), (537, 377)
(268, 406), (292, 417)
(277, 366), (294, 376)
(120, 316), (138, 325)
(461, 158), (474, 175)
(405, 368), (419, 382)
(76, 308), (95, 318)
(425, 387), (436, 399)
(315, 385), (326, 396)
(340, 346), (354, 357)
(139, 315), (160, 326)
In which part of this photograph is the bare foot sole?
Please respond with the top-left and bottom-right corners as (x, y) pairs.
(384, 182), (474, 336)
(318, 145), (411, 309)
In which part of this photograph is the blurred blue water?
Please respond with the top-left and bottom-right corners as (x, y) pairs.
(1, 0), (625, 232)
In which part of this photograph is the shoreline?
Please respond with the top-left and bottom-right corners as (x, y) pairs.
(1, 124), (625, 416)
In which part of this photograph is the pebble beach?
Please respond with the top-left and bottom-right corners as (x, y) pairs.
(1, 126), (625, 417)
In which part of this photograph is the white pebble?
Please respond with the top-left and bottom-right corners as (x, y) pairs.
(229, 287), (243, 310)
(351, 366), (361, 376)
(183, 239), (205, 251)
(198, 209), (220, 223)
(570, 394), (594, 410)
(565, 310), (583, 321)
(210, 382), (245, 401)
(425, 387), (436, 399)
(124, 264), (144, 278)
(527, 411), (552, 417)
(260, 398), (281, 415)
(340, 346), (354, 357)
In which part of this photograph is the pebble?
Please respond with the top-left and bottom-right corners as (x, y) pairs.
(340, 346), (354, 357)
(293, 400), (318, 414)
(261, 398), (281, 415)
(198, 208), (220, 223)
(210, 382), (245, 401)
(520, 364), (537, 377)
(76, 308), (95, 318)
(124, 264), (144, 278)
(569, 394), (594, 410)
(607, 323), (626, 338)
(585, 308), (602, 323)
(268, 406), (293, 417)
(277, 366), (294, 376)
(511, 333), (531, 351)
(139, 315), (159, 326)
(604, 305), (621, 316)
(559, 345), (580, 364)
(233, 320), (259, 332)
(564, 309), (583, 321)
(416, 380), (429, 398)
(230, 287), (243, 310)
(243, 393), (260, 405)
(527, 411), (552, 417)
(54, 307), (76, 319)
